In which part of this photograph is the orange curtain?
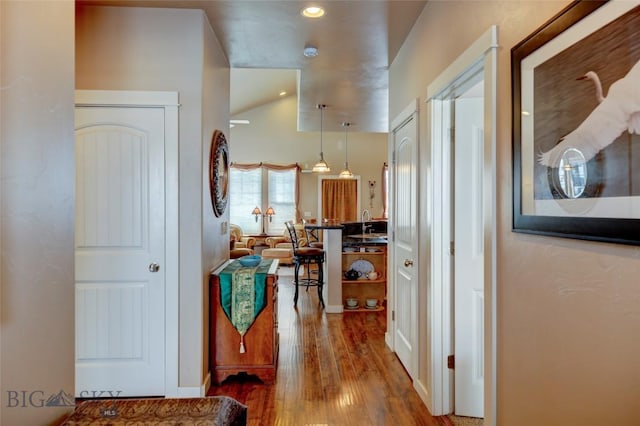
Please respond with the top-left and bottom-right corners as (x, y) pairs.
(322, 179), (358, 223)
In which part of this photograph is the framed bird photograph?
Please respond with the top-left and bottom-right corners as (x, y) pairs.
(512, 0), (640, 245)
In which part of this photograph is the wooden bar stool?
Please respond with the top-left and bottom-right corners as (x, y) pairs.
(285, 221), (325, 309)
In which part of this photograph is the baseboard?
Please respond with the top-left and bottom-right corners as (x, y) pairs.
(414, 378), (434, 415)
(385, 331), (394, 350)
(176, 373), (210, 398)
(202, 372), (211, 396)
(325, 304), (344, 314)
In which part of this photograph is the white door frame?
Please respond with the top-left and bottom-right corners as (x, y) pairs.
(424, 26), (498, 422)
(74, 90), (180, 397)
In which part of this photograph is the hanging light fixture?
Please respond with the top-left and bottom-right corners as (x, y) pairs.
(312, 104), (331, 173)
(339, 122), (354, 179)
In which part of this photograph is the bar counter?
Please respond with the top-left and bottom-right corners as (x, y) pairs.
(303, 223), (344, 313)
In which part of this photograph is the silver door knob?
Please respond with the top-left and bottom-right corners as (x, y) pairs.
(404, 259), (414, 267)
(148, 262), (160, 273)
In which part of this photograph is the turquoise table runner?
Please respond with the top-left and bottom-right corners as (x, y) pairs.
(218, 259), (273, 353)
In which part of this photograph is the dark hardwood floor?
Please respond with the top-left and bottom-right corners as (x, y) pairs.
(207, 267), (445, 425)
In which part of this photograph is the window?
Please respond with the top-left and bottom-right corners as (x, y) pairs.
(267, 169), (296, 234)
(229, 168), (262, 234)
(229, 163), (299, 235)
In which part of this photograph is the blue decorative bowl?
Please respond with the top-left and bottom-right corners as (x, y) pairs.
(238, 254), (262, 267)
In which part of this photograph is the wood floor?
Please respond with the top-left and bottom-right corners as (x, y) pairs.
(207, 267), (446, 426)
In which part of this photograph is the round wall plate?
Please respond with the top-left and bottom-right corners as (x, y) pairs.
(209, 130), (229, 217)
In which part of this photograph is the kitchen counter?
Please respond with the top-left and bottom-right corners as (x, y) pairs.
(303, 223), (344, 230)
(341, 221), (388, 247)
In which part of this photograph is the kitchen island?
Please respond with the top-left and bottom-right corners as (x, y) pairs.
(303, 223), (344, 313)
(305, 220), (388, 313)
(341, 221), (388, 312)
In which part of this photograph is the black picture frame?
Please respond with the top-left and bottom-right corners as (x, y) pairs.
(512, 0), (640, 245)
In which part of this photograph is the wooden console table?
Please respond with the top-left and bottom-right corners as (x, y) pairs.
(209, 259), (279, 384)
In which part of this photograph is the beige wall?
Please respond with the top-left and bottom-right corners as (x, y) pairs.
(1, 1), (75, 424)
(201, 14), (230, 385)
(390, 1), (640, 424)
(230, 95), (388, 220)
(76, 5), (230, 390)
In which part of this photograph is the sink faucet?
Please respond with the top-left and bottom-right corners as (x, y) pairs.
(361, 209), (372, 234)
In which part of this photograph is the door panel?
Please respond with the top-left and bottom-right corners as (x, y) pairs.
(75, 107), (165, 397)
(454, 94), (484, 417)
(392, 112), (417, 377)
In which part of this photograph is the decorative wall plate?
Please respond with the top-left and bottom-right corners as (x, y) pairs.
(209, 130), (229, 217)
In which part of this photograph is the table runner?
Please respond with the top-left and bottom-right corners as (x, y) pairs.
(218, 259), (273, 353)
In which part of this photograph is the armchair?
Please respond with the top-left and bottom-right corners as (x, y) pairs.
(265, 224), (307, 249)
(230, 224), (256, 250)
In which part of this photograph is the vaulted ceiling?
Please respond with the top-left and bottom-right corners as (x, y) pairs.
(78, 1), (427, 132)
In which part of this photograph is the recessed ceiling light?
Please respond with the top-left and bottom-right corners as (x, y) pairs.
(301, 6), (325, 18)
(279, 91), (287, 97)
(303, 46), (319, 58)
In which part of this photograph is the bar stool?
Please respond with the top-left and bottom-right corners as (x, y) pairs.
(285, 221), (325, 309)
(302, 219), (323, 249)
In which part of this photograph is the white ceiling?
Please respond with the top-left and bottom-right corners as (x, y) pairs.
(78, 0), (427, 132)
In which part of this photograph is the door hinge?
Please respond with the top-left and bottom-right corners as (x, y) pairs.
(450, 241), (455, 256)
(447, 354), (455, 369)
(449, 127), (455, 142)
(392, 310), (395, 321)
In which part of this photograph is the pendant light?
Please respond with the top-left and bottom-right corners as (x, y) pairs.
(312, 104), (331, 173)
(339, 122), (354, 179)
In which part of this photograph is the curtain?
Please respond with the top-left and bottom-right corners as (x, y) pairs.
(229, 162), (301, 233)
(322, 179), (358, 223)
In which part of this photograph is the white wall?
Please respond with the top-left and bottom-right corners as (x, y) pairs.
(391, 1), (640, 424)
(76, 5), (230, 392)
(0, 1), (75, 424)
(230, 95), (388, 220)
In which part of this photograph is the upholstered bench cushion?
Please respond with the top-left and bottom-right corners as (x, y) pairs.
(262, 248), (293, 264)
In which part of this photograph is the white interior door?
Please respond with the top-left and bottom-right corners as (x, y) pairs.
(454, 85), (484, 417)
(75, 105), (166, 397)
(392, 106), (418, 377)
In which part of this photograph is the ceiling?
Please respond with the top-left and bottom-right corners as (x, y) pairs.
(78, 1), (427, 132)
